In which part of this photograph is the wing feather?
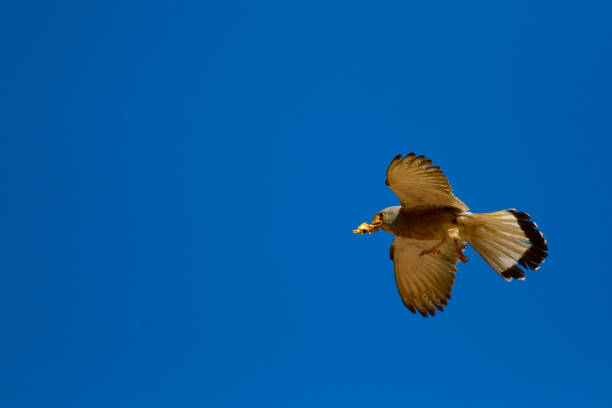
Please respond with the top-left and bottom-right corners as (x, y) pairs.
(385, 153), (468, 211)
(391, 237), (461, 316)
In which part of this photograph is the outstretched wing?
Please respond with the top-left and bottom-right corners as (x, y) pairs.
(385, 153), (468, 211)
(390, 237), (462, 317)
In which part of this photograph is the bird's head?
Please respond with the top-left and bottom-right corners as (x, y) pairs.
(352, 207), (399, 235)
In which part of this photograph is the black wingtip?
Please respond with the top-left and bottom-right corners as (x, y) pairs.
(403, 153), (416, 163)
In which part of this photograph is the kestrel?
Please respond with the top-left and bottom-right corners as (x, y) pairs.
(353, 153), (548, 317)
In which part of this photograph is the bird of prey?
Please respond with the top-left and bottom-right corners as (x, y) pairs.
(353, 153), (548, 317)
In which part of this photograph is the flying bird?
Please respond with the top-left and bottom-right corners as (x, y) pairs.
(353, 153), (548, 317)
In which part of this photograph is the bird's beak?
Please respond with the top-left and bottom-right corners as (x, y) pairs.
(352, 213), (384, 235)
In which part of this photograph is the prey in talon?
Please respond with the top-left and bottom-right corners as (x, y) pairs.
(353, 153), (548, 317)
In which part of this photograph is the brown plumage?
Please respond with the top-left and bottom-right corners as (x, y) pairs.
(354, 153), (548, 317)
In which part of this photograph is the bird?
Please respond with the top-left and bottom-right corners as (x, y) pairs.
(353, 153), (548, 317)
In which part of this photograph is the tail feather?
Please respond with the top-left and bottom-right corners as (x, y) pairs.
(459, 210), (548, 281)
(509, 210), (548, 270)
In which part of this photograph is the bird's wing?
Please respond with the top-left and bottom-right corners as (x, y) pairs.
(390, 237), (461, 317)
(385, 153), (468, 211)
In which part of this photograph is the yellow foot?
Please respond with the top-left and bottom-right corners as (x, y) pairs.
(420, 247), (441, 256)
(419, 238), (447, 257)
(455, 240), (468, 263)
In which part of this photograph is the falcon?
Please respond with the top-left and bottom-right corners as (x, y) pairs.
(353, 153), (548, 317)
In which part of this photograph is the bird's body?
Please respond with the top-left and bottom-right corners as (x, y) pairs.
(354, 153), (548, 317)
(381, 206), (459, 240)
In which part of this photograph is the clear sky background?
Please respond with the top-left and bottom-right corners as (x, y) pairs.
(2, 1), (612, 407)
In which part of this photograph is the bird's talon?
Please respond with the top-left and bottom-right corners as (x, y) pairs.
(420, 248), (441, 256)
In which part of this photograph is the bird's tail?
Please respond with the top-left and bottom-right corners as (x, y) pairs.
(458, 210), (548, 281)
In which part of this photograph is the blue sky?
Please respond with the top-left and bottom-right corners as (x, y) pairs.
(2, 1), (612, 406)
